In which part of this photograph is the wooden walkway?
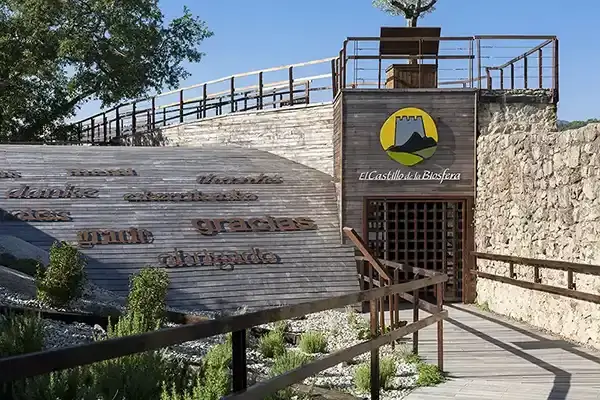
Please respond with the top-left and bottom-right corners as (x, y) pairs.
(403, 304), (600, 400)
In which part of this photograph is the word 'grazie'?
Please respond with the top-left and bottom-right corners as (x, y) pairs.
(7, 185), (99, 199)
(192, 216), (317, 236)
(0, 209), (71, 222)
(158, 248), (280, 270)
(196, 174), (283, 184)
(124, 190), (257, 202)
(77, 228), (154, 248)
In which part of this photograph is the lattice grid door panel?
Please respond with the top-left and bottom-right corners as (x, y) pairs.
(366, 199), (464, 301)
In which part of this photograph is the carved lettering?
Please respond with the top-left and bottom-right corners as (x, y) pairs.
(0, 170), (21, 179)
(76, 228), (153, 248)
(0, 209), (71, 222)
(196, 174), (283, 184)
(6, 185), (99, 199)
(191, 216), (318, 236)
(67, 168), (137, 177)
(157, 247), (280, 270)
(123, 190), (258, 202)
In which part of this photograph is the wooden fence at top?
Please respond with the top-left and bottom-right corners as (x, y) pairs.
(47, 35), (559, 146)
(0, 229), (448, 400)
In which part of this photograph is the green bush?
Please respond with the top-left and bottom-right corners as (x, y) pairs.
(0, 253), (42, 277)
(266, 351), (312, 400)
(0, 312), (44, 357)
(354, 357), (397, 394)
(416, 363), (444, 386)
(126, 267), (170, 330)
(272, 320), (289, 333)
(36, 241), (87, 307)
(298, 331), (327, 354)
(346, 310), (371, 340)
(258, 330), (286, 358)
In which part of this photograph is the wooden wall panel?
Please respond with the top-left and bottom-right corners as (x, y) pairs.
(0, 145), (359, 312)
(340, 89), (477, 237)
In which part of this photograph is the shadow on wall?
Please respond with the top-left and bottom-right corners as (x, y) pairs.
(417, 118), (457, 171)
(0, 210), (225, 313)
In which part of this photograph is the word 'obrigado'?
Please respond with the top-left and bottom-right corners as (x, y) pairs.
(358, 169), (461, 183)
(196, 174), (283, 184)
(7, 185), (99, 199)
(67, 168), (137, 177)
(158, 248), (280, 270)
(77, 228), (154, 248)
(0, 170), (21, 179)
(192, 216), (317, 236)
(0, 209), (71, 222)
(123, 190), (258, 202)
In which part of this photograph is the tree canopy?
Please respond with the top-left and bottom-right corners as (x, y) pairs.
(373, 0), (438, 27)
(0, 0), (213, 142)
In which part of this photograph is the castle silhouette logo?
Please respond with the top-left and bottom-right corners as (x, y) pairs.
(379, 107), (438, 167)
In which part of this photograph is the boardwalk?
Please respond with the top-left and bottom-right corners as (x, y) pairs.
(402, 304), (600, 400)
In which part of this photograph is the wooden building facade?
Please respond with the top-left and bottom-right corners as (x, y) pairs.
(333, 89), (477, 302)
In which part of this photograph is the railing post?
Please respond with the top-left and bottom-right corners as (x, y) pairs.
(258, 72), (264, 110)
(500, 69), (504, 90)
(370, 297), (380, 400)
(305, 81), (310, 104)
(553, 38), (559, 101)
(90, 117), (95, 143)
(486, 68), (492, 89)
(231, 329), (248, 393)
(77, 122), (82, 143)
(523, 56), (528, 89)
(331, 59), (337, 97)
(510, 64), (515, 89)
(131, 103), (137, 137)
(567, 270), (576, 290)
(102, 113), (107, 143)
(202, 84), (208, 118)
(163, 108), (166, 126)
(476, 38), (481, 89)
(468, 39), (474, 88)
(115, 106), (121, 138)
(534, 265), (541, 283)
(151, 97), (156, 130)
(338, 50), (344, 91)
(412, 288), (419, 355)
(342, 40), (348, 89)
(538, 49), (543, 89)
(436, 283), (444, 372)
(230, 76), (235, 112)
(288, 66), (294, 106)
(179, 90), (184, 123)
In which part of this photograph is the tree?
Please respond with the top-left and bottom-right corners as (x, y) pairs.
(373, 0), (438, 27)
(0, 0), (213, 142)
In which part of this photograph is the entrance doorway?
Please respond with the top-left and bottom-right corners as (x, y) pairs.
(364, 198), (467, 302)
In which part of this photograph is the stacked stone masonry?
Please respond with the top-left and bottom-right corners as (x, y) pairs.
(476, 110), (600, 350)
(160, 103), (334, 177)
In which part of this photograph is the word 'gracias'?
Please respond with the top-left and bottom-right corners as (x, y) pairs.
(158, 248), (280, 270)
(192, 216), (317, 236)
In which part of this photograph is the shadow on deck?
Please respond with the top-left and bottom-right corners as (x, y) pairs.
(404, 304), (600, 400)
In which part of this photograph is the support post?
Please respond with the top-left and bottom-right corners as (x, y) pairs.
(436, 283), (444, 371)
(370, 298), (380, 400)
(231, 329), (247, 393)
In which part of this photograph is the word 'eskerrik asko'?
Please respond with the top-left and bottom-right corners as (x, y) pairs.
(192, 216), (317, 236)
(196, 174), (283, 184)
(0, 209), (71, 222)
(77, 228), (154, 248)
(123, 190), (258, 202)
(7, 185), (99, 199)
(67, 168), (137, 176)
(158, 248), (280, 269)
(0, 170), (21, 179)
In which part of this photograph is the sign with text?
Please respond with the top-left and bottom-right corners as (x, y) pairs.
(0, 170), (21, 179)
(7, 185), (99, 199)
(0, 209), (71, 222)
(77, 228), (154, 248)
(197, 174), (283, 184)
(192, 216), (317, 236)
(158, 247), (280, 270)
(123, 190), (258, 202)
(68, 168), (137, 177)
(359, 169), (461, 184)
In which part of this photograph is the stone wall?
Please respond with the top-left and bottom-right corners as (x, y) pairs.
(475, 118), (600, 349)
(160, 102), (334, 176)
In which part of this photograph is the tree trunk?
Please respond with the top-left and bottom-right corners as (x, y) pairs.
(406, 17), (419, 65)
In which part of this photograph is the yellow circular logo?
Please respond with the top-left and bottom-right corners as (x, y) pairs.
(379, 107), (438, 166)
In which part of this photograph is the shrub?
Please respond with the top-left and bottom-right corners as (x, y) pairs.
(36, 241), (86, 307)
(346, 310), (370, 340)
(298, 331), (327, 354)
(416, 363), (444, 386)
(126, 267), (170, 330)
(272, 320), (289, 333)
(267, 351), (312, 400)
(258, 330), (286, 358)
(0, 312), (44, 357)
(354, 357), (397, 394)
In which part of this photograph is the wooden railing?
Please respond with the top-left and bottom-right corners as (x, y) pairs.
(0, 230), (448, 400)
(64, 35), (558, 145)
(471, 252), (600, 304)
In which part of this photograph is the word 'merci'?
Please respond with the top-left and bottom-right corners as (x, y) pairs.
(7, 185), (99, 199)
(123, 190), (257, 202)
(192, 216), (317, 236)
(158, 248), (280, 270)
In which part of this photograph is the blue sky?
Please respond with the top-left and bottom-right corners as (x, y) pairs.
(77, 0), (599, 121)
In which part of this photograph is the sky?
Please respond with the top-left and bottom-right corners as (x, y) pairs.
(76, 0), (600, 121)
